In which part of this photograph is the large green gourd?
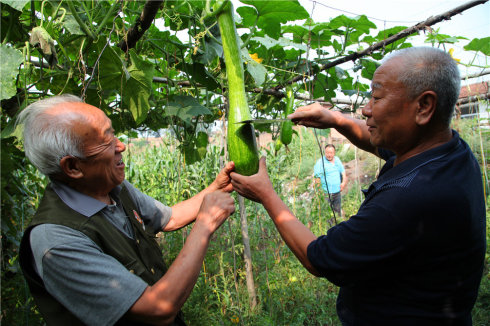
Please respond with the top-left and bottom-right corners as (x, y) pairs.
(217, 1), (259, 175)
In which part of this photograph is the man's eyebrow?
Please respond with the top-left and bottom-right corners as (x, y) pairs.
(104, 126), (114, 135)
(371, 82), (382, 90)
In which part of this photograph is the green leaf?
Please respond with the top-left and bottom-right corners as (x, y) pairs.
(464, 37), (490, 56)
(196, 131), (209, 148)
(282, 25), (310, 43)
(123, 50), (154, 125)
(236, 6), (258, 28)
(311, 71), (338, 100)
(0, 0), (29, 11)
(251, 35), (307, 51)
(311, 73), (335, 100)
(96, 43), (127, 90)
(165, 95), (212, 124)
(1, 119), (21, 139)
(195, 36), (222, 65)
(349, 15), (376, 35)
(242, 48), (266, 86)
(181, 130), (209, 165)
(246, 59), (267, 86)
(175, 62), (219, 91)
(359, 59), (379, 80)
(0, 45), (23, 101)
(374, 26), (407, 41)
(63, 15), (85, 35)
(240, 0), (309, 39)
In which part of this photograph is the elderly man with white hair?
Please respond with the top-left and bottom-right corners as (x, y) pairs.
(18, 95), (236, 326)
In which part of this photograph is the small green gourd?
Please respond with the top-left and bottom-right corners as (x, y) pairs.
(280, 85), (294, 146)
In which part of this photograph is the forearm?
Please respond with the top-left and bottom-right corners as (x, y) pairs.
(340, 172), (347, 190)
(166, 184), (218, 231)
(261, 192), (320, 276)
(128, 223), (212, 324)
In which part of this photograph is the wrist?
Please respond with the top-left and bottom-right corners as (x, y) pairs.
(260, 188), (279, 206)
(331, 110), (346, 127)
(209, 182), (218, 192)
(194, 215), (215, 238)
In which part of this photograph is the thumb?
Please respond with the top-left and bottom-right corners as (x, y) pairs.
(223, 161), (235, 173)
(258, 156), (267, 172)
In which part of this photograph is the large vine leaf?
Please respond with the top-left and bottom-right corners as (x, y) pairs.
(282, 25), (309, 44)
(0, 0), (29, 11)
(359, 58), (380, 80)
(236, 6), (257, 28)
(0, 45), (23, 101)
(195, 35), (222, 65)
(175, 61), (220, 91)
(464, 37), (490, 56)
(242, 48), (267, 86)
(182, 131), (209, 165)
(310, 72), (336, 101)
(329, 15), (376, 34)
(251, 35), (307, 51)
(239, 0), (309, 39)
(123, 50), (154, 125)
(63, 15), (85, 35)
(164, 95), (212, 125)
(92, 41), (128, 91)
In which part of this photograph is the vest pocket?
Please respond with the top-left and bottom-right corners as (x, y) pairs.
(124, 259), (147, 277)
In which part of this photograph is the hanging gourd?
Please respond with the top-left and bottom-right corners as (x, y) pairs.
(215, 0), (259, 175)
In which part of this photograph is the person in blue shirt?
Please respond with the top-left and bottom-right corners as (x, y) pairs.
(313, 144), (347, 221)
(230, 46), (485, 325)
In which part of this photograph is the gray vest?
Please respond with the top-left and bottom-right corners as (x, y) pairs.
(19, 183), (185, 325)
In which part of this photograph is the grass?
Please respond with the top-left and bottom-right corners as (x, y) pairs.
(2, 118), (488, 325)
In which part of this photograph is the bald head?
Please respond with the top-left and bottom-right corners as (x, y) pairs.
(382, 47), (461, 127)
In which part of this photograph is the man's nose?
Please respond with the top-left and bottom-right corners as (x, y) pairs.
(362, 98), (373, 117)
(115, 138), (126, 152)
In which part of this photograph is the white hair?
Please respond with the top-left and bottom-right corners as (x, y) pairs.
(384, 47), (461, 127)
(16, 94), (87, 177)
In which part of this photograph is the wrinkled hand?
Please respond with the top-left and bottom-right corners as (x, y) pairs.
(196, 192), (235, 233)
(288, 102), (339, 129)
(212, 161), (235, 193)
(230, 157), (274, 203)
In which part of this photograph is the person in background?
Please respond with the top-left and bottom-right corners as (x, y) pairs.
(18, 95), (236, 326)
(230, 47), (486, 325)
(313, 144), (347, 222)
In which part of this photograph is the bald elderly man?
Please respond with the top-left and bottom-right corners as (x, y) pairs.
(231, 47), (486, 325)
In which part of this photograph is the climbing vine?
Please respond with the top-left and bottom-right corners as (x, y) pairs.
(1, 0), (489, 324)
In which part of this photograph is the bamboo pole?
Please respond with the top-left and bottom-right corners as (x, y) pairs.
(238, 195), (258, 309)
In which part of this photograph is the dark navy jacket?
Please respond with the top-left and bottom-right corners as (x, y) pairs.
(307, 131), (486, 325)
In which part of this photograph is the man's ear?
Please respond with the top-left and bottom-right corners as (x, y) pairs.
(59, 156), (84, 179)
(415, 91), (437, 126)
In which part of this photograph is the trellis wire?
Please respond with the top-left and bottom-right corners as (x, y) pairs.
(304, 0), (338, 226)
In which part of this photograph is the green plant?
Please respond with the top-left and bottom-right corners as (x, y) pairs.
(337, 143), (356, 163)
(2, 0), (489, 323)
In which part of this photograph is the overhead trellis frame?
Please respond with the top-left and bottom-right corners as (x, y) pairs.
(118, 0), (165, 52)
(272, 0), (489, 92)
(116, 0), (488, 99)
